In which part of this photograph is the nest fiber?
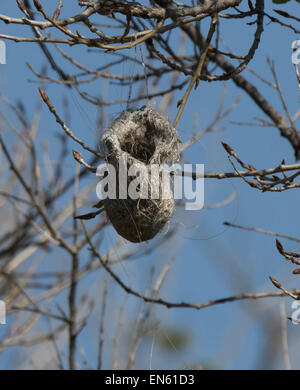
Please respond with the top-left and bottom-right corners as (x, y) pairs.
(101, 107), (181, 243)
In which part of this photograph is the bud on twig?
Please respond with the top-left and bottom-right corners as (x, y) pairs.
(269, 276), (281, 289)
(33, 0), (43, 12)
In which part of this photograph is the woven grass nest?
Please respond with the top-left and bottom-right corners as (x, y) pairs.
(101, 107), (181, 243)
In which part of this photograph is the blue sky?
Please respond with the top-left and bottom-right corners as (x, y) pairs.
(1, 0), (300, 369)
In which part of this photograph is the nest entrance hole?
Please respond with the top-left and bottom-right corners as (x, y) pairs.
(119, 124), (156, 164)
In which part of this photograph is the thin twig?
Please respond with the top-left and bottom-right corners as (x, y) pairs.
(173, 14), (218, 128)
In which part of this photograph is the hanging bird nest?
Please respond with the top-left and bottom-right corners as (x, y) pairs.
(100, 107), (181, 243)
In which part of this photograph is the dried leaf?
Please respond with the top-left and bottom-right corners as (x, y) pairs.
(74, 210), (104, 220)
